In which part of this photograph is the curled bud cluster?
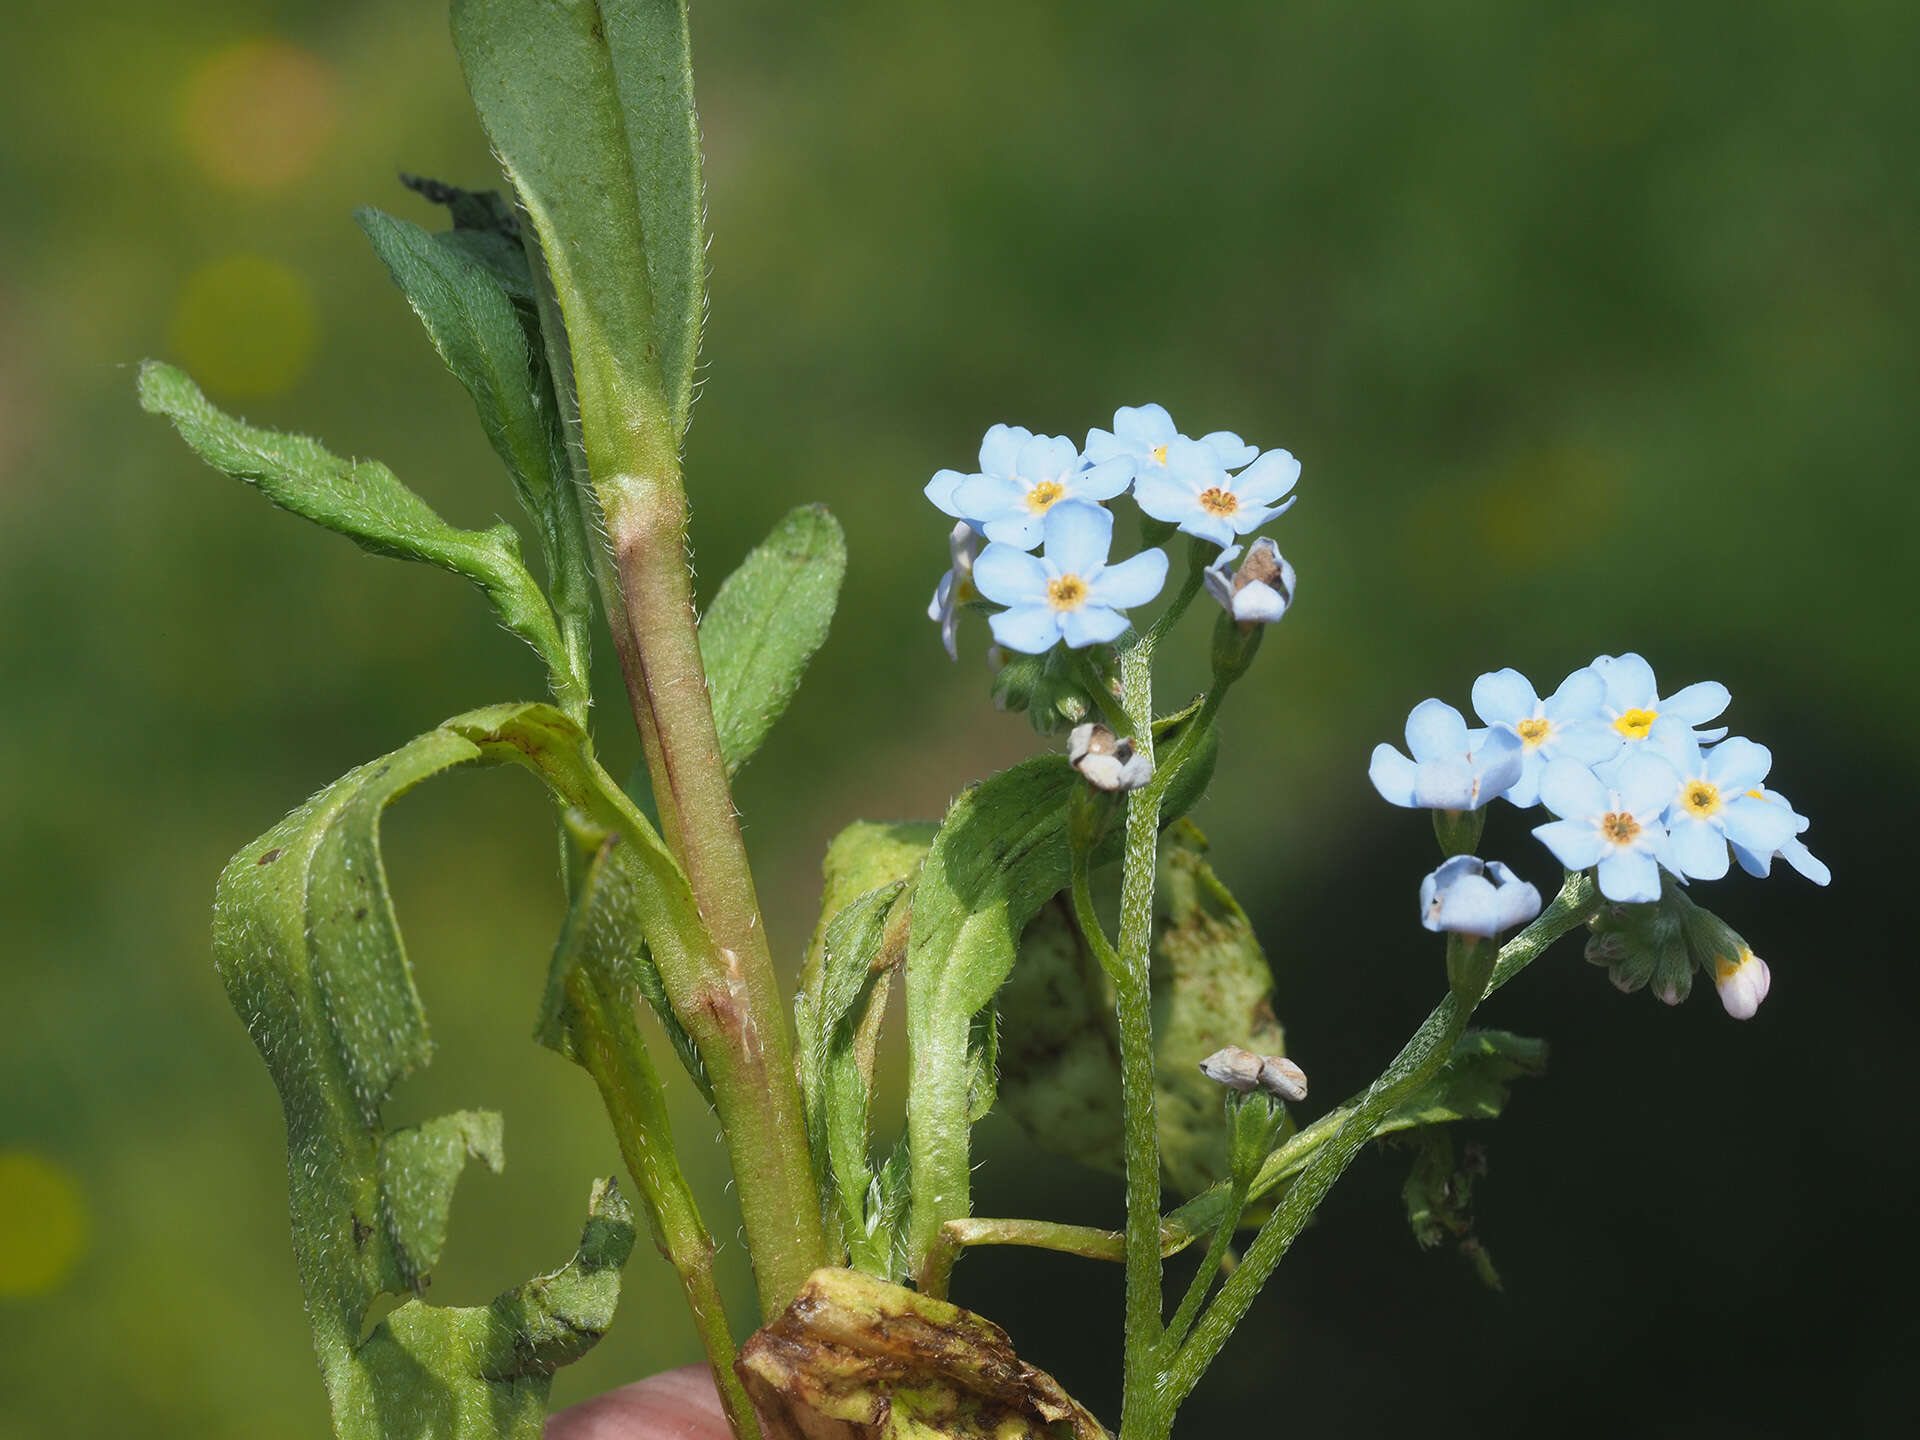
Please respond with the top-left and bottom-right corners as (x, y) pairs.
(1198, 1045), (1308, 1103)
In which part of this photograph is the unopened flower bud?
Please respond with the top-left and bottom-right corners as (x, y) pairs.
(1204, 537), (1296, 627)
(1068, 722), (1151, 792)
(1199, 1045), (1308, 1103)
(1712, 948), (1771, 1020)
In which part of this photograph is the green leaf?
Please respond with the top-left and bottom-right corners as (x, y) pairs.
(901, 708), (1219, 1277)
(212, 706), (642, 1436)
(379, 1110), (505, 1280)
(997, 823), (1289, 1200)
(398, 172), (537, 303)
(137, 361), (569, 689)
(355, 207), (595, 717)
(699, 505), (847, 775)
(453, 0), (704, 456)
(355, 206), (560, 519)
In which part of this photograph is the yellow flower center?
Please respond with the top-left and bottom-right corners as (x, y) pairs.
(1198, 487), (1239, 517)
(1047, 575), (1088, 611)
(1682, 779), (1720, 818)
(1746, 788), (1766, 800)
(1614, 707), (1657, 739)
(1025, 479), (1065, 514)
(1515, 717), (1552, 748)
(1150, 443), (1168, 466)
(1601, 811), (1640, 844)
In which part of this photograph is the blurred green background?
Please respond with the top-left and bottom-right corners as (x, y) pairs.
(2, 1), (1914, 1435)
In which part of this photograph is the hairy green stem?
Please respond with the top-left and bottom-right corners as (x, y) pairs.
(1114, 639), (1166, 1440)
(562, 949), (760, 1440)
(1161, 1176), (1247, 1356)
(1153, 871), (1600, 1432)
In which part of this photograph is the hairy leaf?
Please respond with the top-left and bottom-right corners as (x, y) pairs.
(453, 0), (704, 455)
(356, 206), (560, 519)
(398, 173), (537, 303)
(137, 361), (568, 684)
(212, 708), (640, 1436)
(700, 505), (848, 775)
(901, 711), (1218, 1277)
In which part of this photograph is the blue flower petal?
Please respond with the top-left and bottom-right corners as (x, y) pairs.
(1537, 757), (1609, 820)
(1114, 403), (1176, 447)
(1719, 796), (1802, 855)
(1731, 840), (1772, 878)
(1404, 699), (1469, 764)
(1368, 745), (1419, 807)
(926, 468), (969, 517)
(1431, 873), (1503, 936)
(1546, 665), (1606, 716)
(1083, 428), (1127, 465)
(1059, 605), (1129, 648)
(1533, 818), (1607, 871)
(971, 544), (1050, 607)
(1471, 668), (1539, 727)
(955, 471), (1027, 524)
(1780, 838), (1831, 885)
(1504, 753), (1545, 809)
(1471, 727), (1526, 802)
(1075, 455), (1137, 501)
(979, 510), (1047, 550)
(1597, 652), (1658, 711)
(1088, 547), (1169, 610)
(1017, 433), (1075, 483)
(979, 423), (1031, 476)
(1616, 752), (1681, 819)
(1705, 736), (1771, 792)
(987, 603), (1062, 654)
(1042, 500), (1114, 576)
(1413, 756), (1478, 809)
(1200, 430), (1259, 469)
(1668, 814), (1731, 880)
(1555, 720), (1625, 766)
(1662, 680), (1730, 726)
(1163, 437), (1225, 490)
(1597, 847), (1662, 904)
(927, 570), (953, 624)
(1230, 449), (1301, 507)
(1132, 473), (1198, 526)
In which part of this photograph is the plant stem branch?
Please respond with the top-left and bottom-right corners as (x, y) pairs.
(1114, 639), (1166, 1440)
(564, 952), (761, 1440)
(1153, 871), (1600, 1432)
(1161, 1176), (1248, 1356)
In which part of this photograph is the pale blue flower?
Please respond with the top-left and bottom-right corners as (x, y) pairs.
(1420, 855), (1543, 938)
(925, 423), (1032, 525)
(950, 431), (1132, 551)
(1728, 785), (1831, 886)
(1133, 439), (1300, 549)
(1084, 403), (1259, 481)
(926, 521), (983, 660)
(1470, 665), (1622, 808)
(1369, 699), (1525, 811)
(1660, 734), (1804, 882)
(1204, 538), (1295, 624)
(1133, 437), (1300, 549)
(972, 500), (1169, 653)
(1532, 752), (1682, 903)
(1589, 653), (1730, 763)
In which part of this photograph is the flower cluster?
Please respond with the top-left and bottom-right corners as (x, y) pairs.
(1384, 656), (1828, 1019)
(925, 405), (1300, 657)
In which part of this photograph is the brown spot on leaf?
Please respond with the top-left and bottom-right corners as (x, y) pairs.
(257, 847), (283, 866)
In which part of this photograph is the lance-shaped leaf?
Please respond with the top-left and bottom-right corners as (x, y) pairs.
(453, 0), (704, 467)
(700, 505), (848, 776)
(902, 711), (1218, 1281)
(138, 361), (569, 686)
(398, 173), (538, 305)
(356, 206), (561, 522)
(212, 711), (637, 1436)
